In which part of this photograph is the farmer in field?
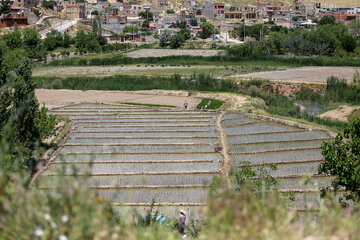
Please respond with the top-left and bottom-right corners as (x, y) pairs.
(177, 209), (186, 234)
(184, 100), (188, 110)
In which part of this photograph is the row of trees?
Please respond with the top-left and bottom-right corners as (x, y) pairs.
(0, 39), (57, 177)
(229, 20), (360, 57)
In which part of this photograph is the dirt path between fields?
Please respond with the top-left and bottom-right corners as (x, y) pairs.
(233, 66), (360, 84)
(125, 49), (224, 58)
(215, 112), (231, 189)
(35, 89), (248, 110)
(318, 105), (360, 122)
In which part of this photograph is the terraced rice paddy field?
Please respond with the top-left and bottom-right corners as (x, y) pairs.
(36, 103), (339, 217)
(223, 113), (338, 211)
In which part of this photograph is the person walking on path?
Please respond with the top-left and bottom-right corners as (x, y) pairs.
(177, 209), (186, 234)
(184, 100), (188, 110)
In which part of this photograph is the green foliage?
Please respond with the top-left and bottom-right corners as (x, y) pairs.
(123, 25), (139, 33)
(190, 18), (198, 26)
(229, 23), (359, 57)
(138, 11), (153, 21)
(166, 9), (175, 14)
(348, 109), (360, 123)
(75, 30), (101, 53)
(196, 9), (202, 15)
(0, 0), (11, 15)
(319, 121), (360, 202)
(42, 0), (54, 9)
(200, 22), (215, 39)
(196, 98), (224, 109)
(121, 102), (177, 108)
(319, 15), (336, 26)
(44, 30), (63, 51)
(159, 30), (171, 47)
(141, 19), (150, 31)
(170, 33), (185, 49)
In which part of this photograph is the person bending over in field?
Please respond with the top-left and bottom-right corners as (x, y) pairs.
(184, 100), (188, 110)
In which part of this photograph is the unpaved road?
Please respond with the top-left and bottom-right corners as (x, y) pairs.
(234, 66), (360, 83)
(319, 105), (360, 122)
(33, 65), (220, 77)
(125, 49), (223, 58)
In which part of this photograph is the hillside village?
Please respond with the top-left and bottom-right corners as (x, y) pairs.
(1, 0), (359, 43)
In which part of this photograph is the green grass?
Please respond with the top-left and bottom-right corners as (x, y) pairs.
(197, 98), (224, 110)
(348, 108), (360, 123)
(121, 102), (177, 108)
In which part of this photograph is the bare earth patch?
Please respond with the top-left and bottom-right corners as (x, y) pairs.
(318, 105), (360, 122)
(35, 89), (248, 110)
(33, 65), (219, 77)
(125, 49), (223, 58)
(234, 67), (360, 84)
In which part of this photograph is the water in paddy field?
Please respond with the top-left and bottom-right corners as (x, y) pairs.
(296, 101), (323, 116)
(39, 103), (339, 216)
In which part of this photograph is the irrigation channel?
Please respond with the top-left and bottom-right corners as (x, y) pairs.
(36, 103), (336, 218)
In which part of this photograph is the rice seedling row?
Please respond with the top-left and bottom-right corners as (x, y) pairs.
(66, 137), (218, 144)
(51, 109), (181, 113)
(57, 153), (221, 163)
(231, 149), (323, 165)
(47, 161), (222, 175)
(37, 174), (215, 187)
(222, 118), (257, 126)
(69, 116), (217, 120)
(61, 145), (215, 154)
(228, 131), (330, 144)
(223, 113), (245, 120)
(74, 120), (212, 125)
(94, 189), (209, 203)
(73, 126), (215, 132)
(229, 140), (324, 154)
(278, 176), (333, 190)
(253, 162), (321, 177)
(70, 132), (218, 138)
(225, 122), (297, 135)
(77, 124), (213, 128)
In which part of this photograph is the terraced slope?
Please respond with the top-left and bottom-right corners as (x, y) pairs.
(37, 103), (221, 211)
(223, 113), (334, 211)
(37, 104), (339, 214)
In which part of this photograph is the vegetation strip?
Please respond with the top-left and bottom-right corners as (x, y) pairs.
(248, 159), (324, 167)
(226, 129), (306, 137)
(69, 116), (215, 120)
(63, 143), (211, 146)
(63, 151), (215, 155)
(232, 138), (333, 146)
(79, 124), (213, 128)
(44, 170), (220, 176)
(223, 121), (259, 127)
(230, 147), (321, 155)
(40, 185), (210, 190)
(73, 136), (217, 140)
(121, 102), (177, 108)
(71, 130), (211, 133)
(52, 160), (215, 164)
(113, 202), (207, 207)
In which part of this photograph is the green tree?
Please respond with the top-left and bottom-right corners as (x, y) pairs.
(200, 22), (214, 39)
(141, 19), (150, 31)
(22, 28), (45, 60)
(123, 25), (138, 33)
(138, 11), (153, 21)
(1, 28), (23, 49)
(319, 121), (360, 202)
(190, 18), (198, 26)
(0, 0), (11, 15)
(62, 33), (72, 48)
(196, 9), (202, 15)
(319, 15), (336, 26)
(44, 30), (63, 51)
(170, 34), (185, 49)
(42, 0), (54, 9)
(159, 29), (171, 47)
(179, 29), (191, 40)
(166, 9), (175, 14)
